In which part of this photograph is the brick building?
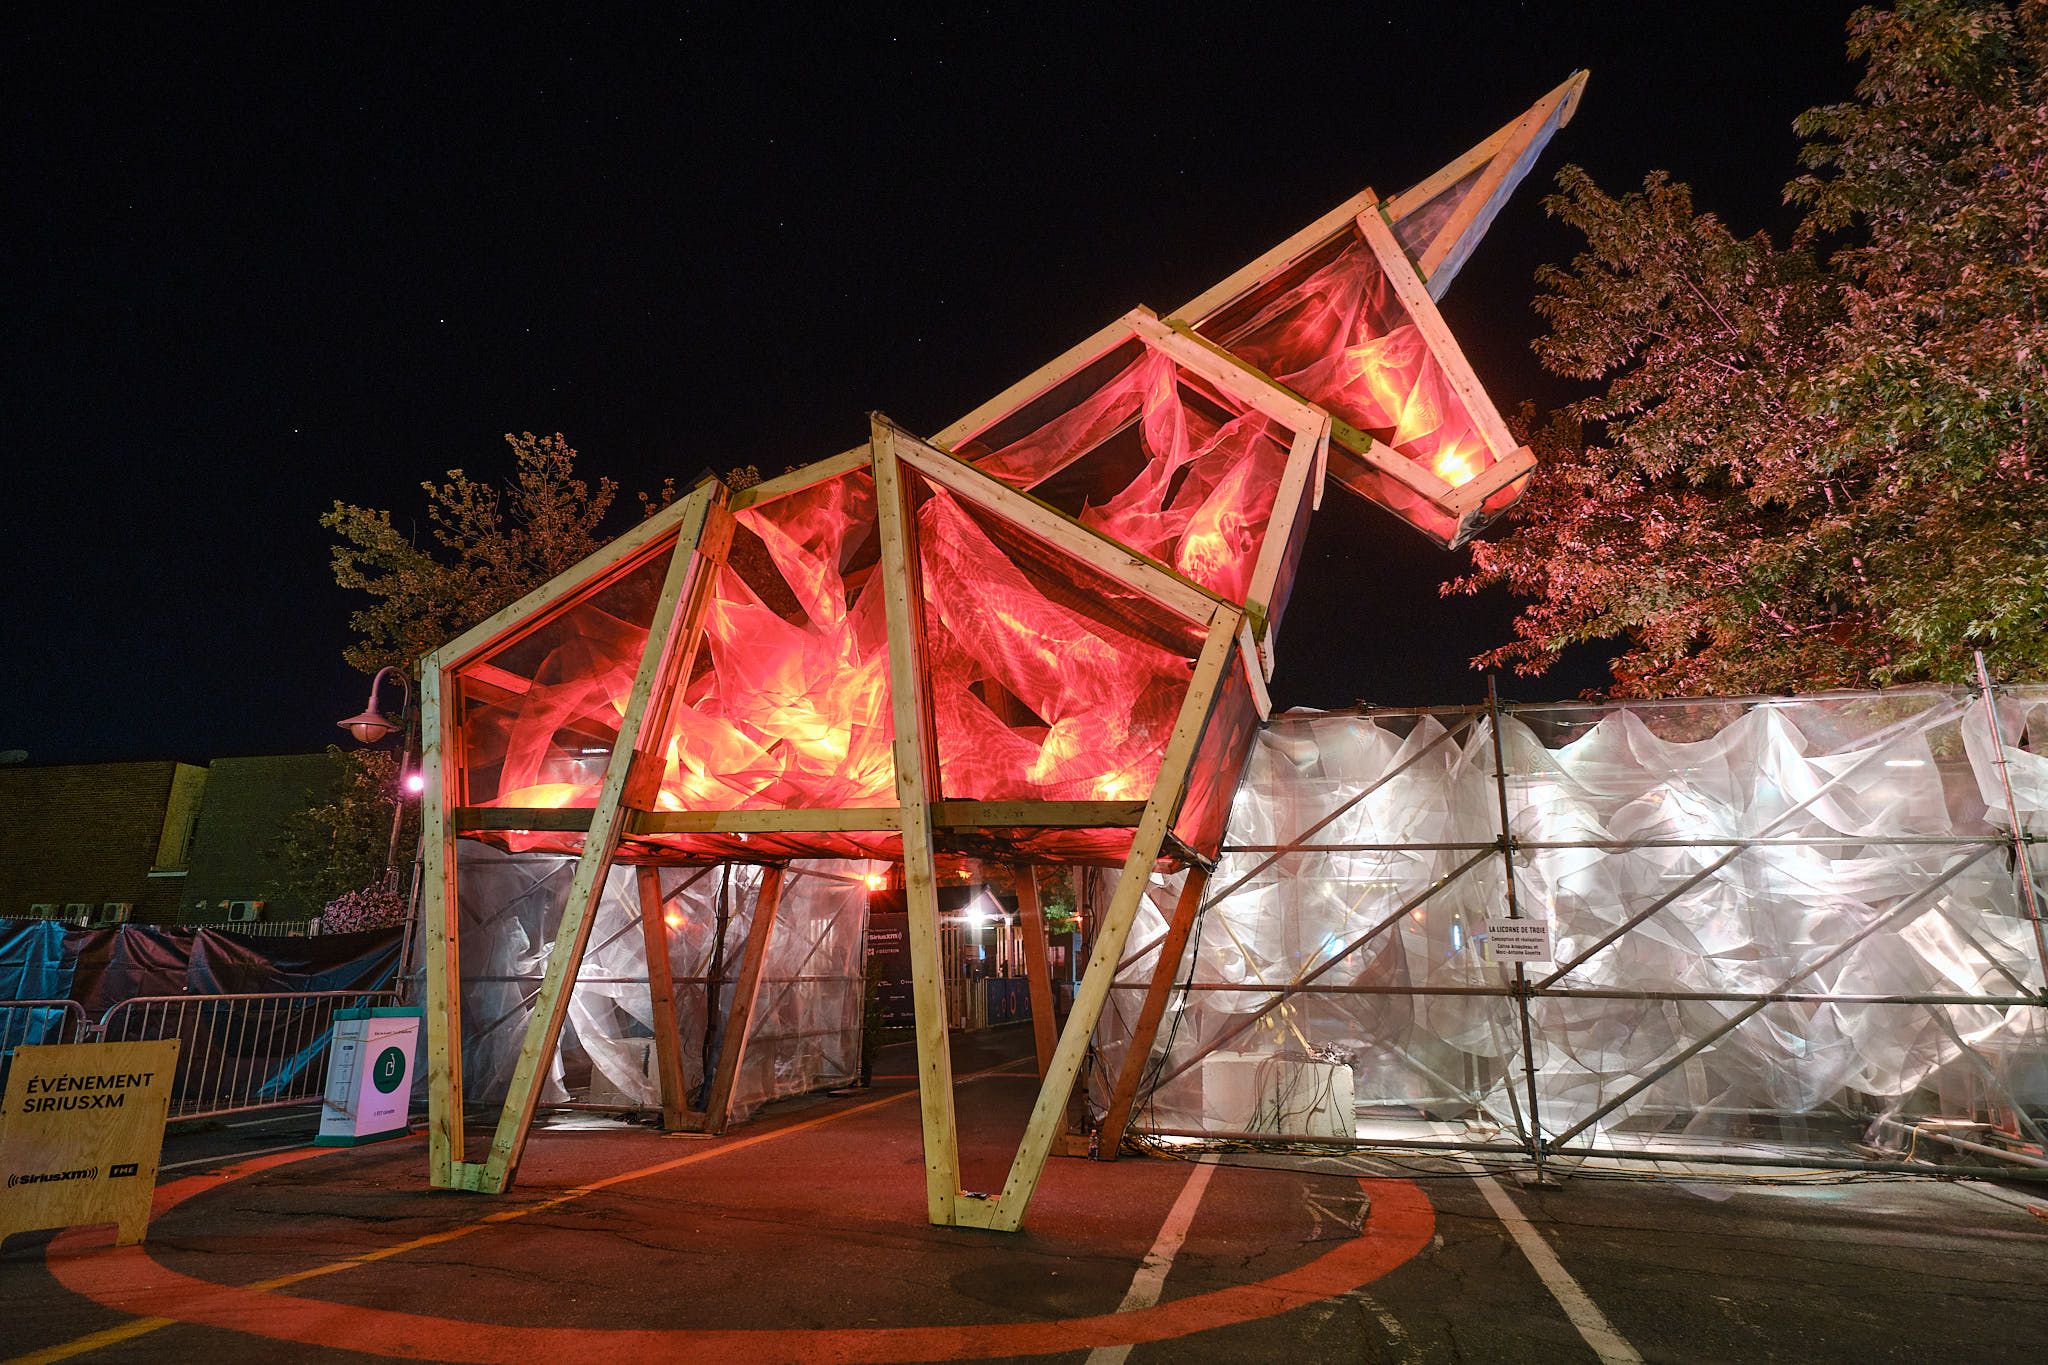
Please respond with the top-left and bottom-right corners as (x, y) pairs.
(0, 760), (206, 923)
(0, 752), (350, 927)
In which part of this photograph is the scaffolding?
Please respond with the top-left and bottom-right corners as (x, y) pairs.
(1090, 679), (2048, 1179)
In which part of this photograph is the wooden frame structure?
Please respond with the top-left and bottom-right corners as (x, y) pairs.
(415, 76), (1586, 1228)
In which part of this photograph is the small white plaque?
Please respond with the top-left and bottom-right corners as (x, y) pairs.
(1486, 918), (1553, 962)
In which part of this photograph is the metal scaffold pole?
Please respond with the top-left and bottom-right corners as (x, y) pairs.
(1975, 651), (2048, 987)
(1487, 675), (1548, 1181)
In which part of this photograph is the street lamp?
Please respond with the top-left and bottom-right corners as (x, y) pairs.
(338, 666), (411, 744)
(337, 666), (417, 881)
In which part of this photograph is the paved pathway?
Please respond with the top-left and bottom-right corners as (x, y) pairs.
(4, 1025), (2045, 1363)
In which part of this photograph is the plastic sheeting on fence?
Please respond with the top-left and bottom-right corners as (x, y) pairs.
(0, 921), (402, 1016)
(1092, 686), (2048, 1164)
(456, 845), (865, 1122)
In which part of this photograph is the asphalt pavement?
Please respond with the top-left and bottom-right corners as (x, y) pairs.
(4, 1023), (2045, 1364)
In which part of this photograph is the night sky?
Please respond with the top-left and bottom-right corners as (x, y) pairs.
(2, 4), (1865, 764)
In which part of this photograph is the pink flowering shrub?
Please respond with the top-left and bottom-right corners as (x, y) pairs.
(320, 886), (407, 934)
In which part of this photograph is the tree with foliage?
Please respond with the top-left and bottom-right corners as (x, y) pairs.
(270, 745), (418, 920)
(324, 431), (620, 676)
(1453, 0), (2047, 694)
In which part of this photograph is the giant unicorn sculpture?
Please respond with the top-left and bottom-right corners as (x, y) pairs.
(417, 73), (1587, 1229)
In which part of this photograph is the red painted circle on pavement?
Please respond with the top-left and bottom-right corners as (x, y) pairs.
(49, 1149), (1434, 1363)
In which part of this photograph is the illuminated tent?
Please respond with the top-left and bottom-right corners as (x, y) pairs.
(417, 73), (1587, 1229)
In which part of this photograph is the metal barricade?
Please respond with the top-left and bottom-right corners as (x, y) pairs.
(93, 990), (401, 1119)
(0, 999), (89, 1097)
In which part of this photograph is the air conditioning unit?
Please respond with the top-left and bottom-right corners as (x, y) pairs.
(61, 903), (95, 926)
(28, 902), (59, 918)
(225, 900), (264, 923)
(96, 902), (134, 925)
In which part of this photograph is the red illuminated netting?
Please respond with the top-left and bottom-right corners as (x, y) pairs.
(435, 75), (1582, 868)
(450, 461), (1228, 865)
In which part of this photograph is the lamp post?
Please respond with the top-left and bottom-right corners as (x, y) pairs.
(338, 666), (416, 882)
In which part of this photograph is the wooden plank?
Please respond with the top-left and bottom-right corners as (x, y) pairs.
(1129, 309), (1328, 434)
(1013, 868), (1059, 1078)
(630, 807), (905, 835)
(959, 603), (1242, 1232)
(884, 419), (1224, 626)
(701, 865), (785, 1134)
(473, 483), (722, 1194)
(635, 866), (690, 1131)
(932, 800), (1147, 829)
(436, 476), (716, 671)
(0, 1040), (179, 1247)
(1237, 618), (1272, 722)
(1354, 208), (1519, 461)
(1171, 186), (1385, 329)
(931, 315), (1140, 451)
(418, 650), (467, 1188)
(1241, 418), (1331, 633)
(1382, 132), (1516, 230)
(1440, 445), (1538, 519)
(1094, 868), (1209, 1160)
(454, 807), (595, 833)
(1330, 418), (1458, 501)
(727, 445), (872, 513)
(871, 419), (961, 1225)
(461, 661), (533, 698)
(1416, 72), (1587, 290)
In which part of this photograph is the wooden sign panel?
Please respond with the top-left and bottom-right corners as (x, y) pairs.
(0, 1040), (179, 1247)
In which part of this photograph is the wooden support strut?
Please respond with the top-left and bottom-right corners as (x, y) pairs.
(635, 866), (690, 1132)
(462, 483), (726, 1194)
(953, 602), (1244, 1232)
(1094, 866), (1210, 1160)
(870, 420), (962, 1225)
(699, 864), (786, 1134)
(1013, 867), (1059, 1078)
(419, 652), (466, 1188)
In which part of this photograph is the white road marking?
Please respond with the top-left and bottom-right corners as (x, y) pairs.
(1464, 1162), (1644, 1365)
(160, 1140), (317, 1172)
(1085, 1158), (1218, 1365)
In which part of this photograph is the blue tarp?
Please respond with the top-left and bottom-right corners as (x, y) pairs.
(0, 920), (74, 1003)
(0, 921), (401, 1018)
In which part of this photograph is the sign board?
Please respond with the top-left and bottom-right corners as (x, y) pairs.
(0, 1040), (178, 1247)
(864, 907), (915, 1027)
(317, 1007), (421, 1146)
(1486, 917), (1553, 963)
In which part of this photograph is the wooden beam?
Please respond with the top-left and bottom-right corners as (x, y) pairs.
(436, 476), (719, 672)
(700, 865), (785, 1134)
(1353, 208), (1519, 462)
(1237, 618), (1271, 722)
(931, 316), (1138, 451)
(630, 807), (905, 835)
(1095, 868), (1209, 1160)
(883, 418), (1224, 627)
(932, 800), (1147, 829)
(454, 805), (907, 836)
(871, 418), (961, 1224)
(1171, 186), (1385, 330)
(635, 866), (690, 1131)
(419, 650), (467, 1189)
(1241, 418), (1331, 641)
(470, 483), (723, 1194)
(455, 807), (594, 833)
(1440, 446), (1538, 519)
(1128, 309), (1328, 435)
(1013, 868), (1059, 1078)
(957, 603), (1242, 1232)
(1415, 72), (1588, 294)
(727, 445), (873, 513)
